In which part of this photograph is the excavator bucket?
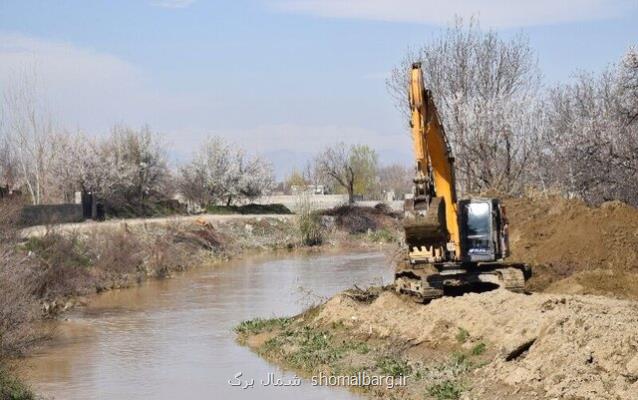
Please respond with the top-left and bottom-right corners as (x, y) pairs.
(403, 196), (448, 249)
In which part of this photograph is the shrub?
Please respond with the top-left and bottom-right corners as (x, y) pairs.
(88, 230), (144, 275)
(427, 380), (464, 400)
(295, 194), (323, 246)
(0, 251), (40, 357)
(0, 367), (34, 400)
(320, 204), (398, 234)
(25, 232), (95, 300)
(0, 202), (40, 358)
(375, 356), (412, 377)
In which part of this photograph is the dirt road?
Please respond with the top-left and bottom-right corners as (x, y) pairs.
(21, 213), (294, 238)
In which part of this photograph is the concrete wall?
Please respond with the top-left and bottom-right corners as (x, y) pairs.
(20, 204), (84, 227)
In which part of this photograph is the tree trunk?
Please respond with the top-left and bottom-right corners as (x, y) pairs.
(347, 183), (355, 204)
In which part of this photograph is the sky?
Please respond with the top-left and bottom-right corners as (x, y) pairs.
(1, 0), (637, 178)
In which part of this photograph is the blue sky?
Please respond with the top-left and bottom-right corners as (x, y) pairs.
(1, 0), (637, 178)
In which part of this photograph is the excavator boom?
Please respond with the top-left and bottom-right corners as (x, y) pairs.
(407, 63), (460, 259)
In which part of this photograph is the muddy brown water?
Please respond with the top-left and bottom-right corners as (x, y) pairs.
(23, 250), (393, 400)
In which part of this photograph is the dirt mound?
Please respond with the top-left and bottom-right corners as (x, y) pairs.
(316, 289), (638, 399)
(504, 196), (638, 296)
(321, 204), (400, 234)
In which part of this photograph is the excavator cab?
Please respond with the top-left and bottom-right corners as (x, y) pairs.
(458, 198), (509, 263)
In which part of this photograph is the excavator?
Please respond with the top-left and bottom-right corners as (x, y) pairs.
(395, 63), (530, 301)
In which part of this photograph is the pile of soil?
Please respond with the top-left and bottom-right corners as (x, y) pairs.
(316, 289), (638, 399)
(321, 204), (400, 234)
(504, 196), (638, 296)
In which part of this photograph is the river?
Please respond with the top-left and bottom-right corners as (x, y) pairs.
(23, 250), (393, 400)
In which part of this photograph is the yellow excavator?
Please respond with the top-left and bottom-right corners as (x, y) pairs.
(395, 63), (530, 301)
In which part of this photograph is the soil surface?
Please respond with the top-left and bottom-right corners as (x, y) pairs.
(243, 288), (638, 400)
(505, 196), (638, 297)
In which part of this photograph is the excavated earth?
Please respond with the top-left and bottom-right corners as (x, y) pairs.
(315, 289), (638, 400)
(504, 195), (638, 297)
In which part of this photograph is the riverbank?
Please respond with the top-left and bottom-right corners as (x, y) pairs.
(1, 205), (401, 399)
(26, 210), (399, 314)
(238, 287), (638, 400)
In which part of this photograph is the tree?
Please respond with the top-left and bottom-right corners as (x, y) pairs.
(0, 136), (19, 190)
(314, 143), (378, 203)
(543, 51), (638, 206)
(387, 18), (542, 195)
(1, 66), (57, 204)
(620, 46), (638, 125)
(285, 169), (307, 194)
(47, 126), (172, 214)
(378, 164), (413, 197)
(49, 131), (104, 203)
(236, 149), (275, 202)
(101, 125), (170, 211)
(179, 137), (274, 207)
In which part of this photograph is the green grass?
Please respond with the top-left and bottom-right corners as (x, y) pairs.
(455, 328), (469, 343)
(451, 351), (468, 366)
(341, 340), (370, 355)
(427, 380), (465, 400)
(0, 367), (35, 400)
(367, 227), (397, 243)
(238, 317), (486, 398)
(234, 317), (292, 335)
(375, 356), (412, 377)
(287, 327), (342, 370)
(244, 320), (373, 373)
(470, 342), (487, 356)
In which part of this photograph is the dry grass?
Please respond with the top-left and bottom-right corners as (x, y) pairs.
(24, 221), (225, 301)
(321, 204), (399, 234)
(0, 201), (39, 400)
(25, 231), (95, 301)
(0, 201), (41, 358)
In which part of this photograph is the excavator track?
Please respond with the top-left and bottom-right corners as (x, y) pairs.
(395, 263), (529, 302)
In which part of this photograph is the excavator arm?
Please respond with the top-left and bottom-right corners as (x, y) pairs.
(406, 63), (461, 260)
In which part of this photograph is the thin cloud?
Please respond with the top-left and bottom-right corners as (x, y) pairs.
(0, 33), (192, 134)
(270, 0), (635, 28)
(149, 0), (196, 9)
(0, 35), (407, 174)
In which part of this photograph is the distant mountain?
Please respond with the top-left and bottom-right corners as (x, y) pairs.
(265, 148), (412, 182)
(264, 149), (314, 180)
